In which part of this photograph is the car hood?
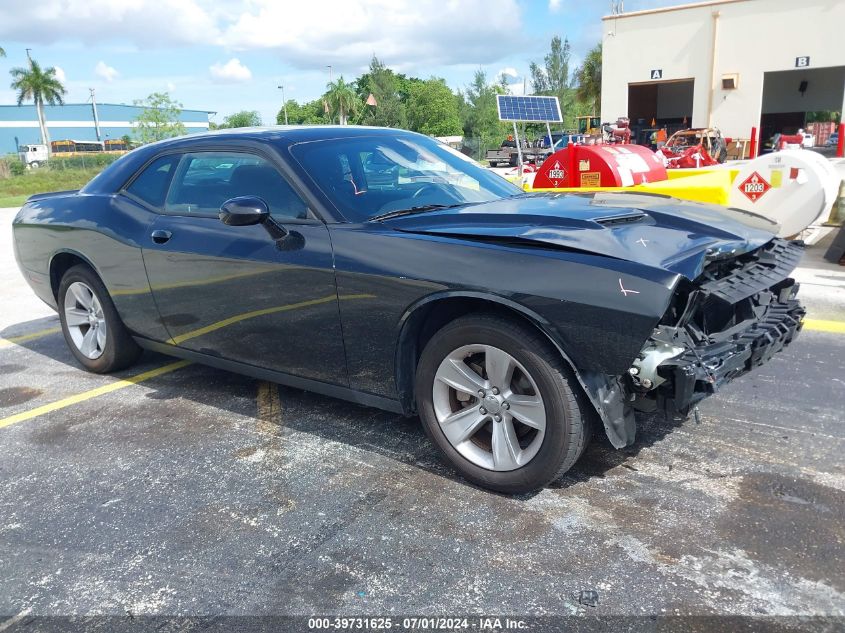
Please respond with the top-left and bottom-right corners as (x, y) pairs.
(382, 192), (781, 280)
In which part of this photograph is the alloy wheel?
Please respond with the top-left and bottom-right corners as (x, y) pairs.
(63, 281), (107, 360)
(432, 344), (546, 471)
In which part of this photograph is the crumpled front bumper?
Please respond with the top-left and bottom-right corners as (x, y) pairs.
(655, 295), (805, 415)
(629, 238), (806, 421)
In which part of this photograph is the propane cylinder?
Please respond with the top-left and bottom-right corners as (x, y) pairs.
(727, 149), (839, 237)
(533, 144), (667, 190)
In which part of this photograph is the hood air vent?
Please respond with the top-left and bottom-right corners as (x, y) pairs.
(594, 211), (648, 226)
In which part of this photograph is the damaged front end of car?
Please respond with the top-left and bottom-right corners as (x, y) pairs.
(629, 238), (805, 423)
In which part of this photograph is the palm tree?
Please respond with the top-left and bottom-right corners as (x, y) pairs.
(324, 77), (359, 125)
(575, 43), (602, 115)
(0, 46), (6, 58)
(10, 58), (67, 153)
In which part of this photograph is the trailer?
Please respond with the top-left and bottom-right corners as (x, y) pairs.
(486, 147), (547, 167)
(486, 140), (557, 167)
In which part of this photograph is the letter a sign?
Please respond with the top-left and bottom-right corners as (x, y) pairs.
(650, 69), (663, 80)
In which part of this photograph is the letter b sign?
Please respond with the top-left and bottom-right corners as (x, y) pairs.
(795, 56), (810, 68)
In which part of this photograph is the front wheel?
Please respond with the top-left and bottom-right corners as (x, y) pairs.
(415, 314), (591, 494)
(58, 264), (142, 373)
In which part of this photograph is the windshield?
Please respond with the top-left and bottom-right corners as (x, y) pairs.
(290, 133), (522, 222)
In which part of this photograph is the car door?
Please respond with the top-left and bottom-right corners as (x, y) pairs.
(140, 149), (347, 385)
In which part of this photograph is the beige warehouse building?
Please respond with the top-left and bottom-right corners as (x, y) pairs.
(600, 0), (845, 146)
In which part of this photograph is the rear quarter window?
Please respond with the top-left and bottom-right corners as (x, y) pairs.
(124, 154), (180, 208)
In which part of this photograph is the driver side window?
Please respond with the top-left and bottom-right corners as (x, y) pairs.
(164, 152), (310, 220)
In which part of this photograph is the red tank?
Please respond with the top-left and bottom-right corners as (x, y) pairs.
(533, 143), (668, 189)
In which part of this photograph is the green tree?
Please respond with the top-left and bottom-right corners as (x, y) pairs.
(221, 110), (262, 128)
(357, 56), (407, 129)
(132, 92), (187, 144)
(575, 43), (602, 115)
(0, 46), (6, 57)
(529, 61), (548, 94)
(463, 70), (507, 156)
(9, 58), (66, 153)
(406, 78), (462, 136)
(544, 36), (573, 96)
(530, 35), (580, 128)
(324, 77), (359, 125)
(396, 75), (424, 102)
(277, 99), (328, 125)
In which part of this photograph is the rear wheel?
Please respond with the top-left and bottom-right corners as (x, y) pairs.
(58, 264), (142, 373)
(415, 314), (590, 494)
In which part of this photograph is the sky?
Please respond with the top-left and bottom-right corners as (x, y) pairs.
(0, 0), (689, 125)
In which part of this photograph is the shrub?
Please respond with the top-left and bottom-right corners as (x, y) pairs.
(9, 160), (25, 176)
(48, 154), (121, 170)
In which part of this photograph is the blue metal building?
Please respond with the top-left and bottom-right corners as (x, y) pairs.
(0, 103), (212, 155)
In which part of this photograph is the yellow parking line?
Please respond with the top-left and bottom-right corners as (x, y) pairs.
(0, 360), (191, 430)
(0, 326), (61, 350)
(803, 319), (845, 334)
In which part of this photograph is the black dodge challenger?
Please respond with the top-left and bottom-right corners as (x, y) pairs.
(12, 126), (804, 493)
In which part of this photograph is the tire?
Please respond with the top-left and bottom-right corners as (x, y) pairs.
(415, 313), (591, 494)
(58, 264), (142, 373)
(29, 162), (40, 169)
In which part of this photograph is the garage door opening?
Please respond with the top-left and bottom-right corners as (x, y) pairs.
(760, 66), (845, 148)
(627, 79), (694, 145)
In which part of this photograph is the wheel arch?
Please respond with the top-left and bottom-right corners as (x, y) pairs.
(49, 250), (101, 301)
(394, 291), (612, 433)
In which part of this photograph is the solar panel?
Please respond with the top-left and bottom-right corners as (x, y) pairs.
(496, 95), (562, 123)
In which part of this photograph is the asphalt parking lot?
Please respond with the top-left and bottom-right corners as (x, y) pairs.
(1, 207), (843, 624)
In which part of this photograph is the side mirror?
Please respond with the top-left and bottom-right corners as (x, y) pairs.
(219, 196), (269, 226)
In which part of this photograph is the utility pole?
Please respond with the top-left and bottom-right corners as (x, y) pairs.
(326, 66), (335, 124)
(25, 48), (32, 61)
(89, 88), (101, 141)
(277, 85), (288, 125)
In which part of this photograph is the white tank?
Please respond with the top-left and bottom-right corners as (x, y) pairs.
(727, 150), (839, 238)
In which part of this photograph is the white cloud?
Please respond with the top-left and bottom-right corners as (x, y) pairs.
(506, 81), (526, 96)
(498, 67), (519, 78)
(53, 66), (67, 83)
(0, 0), (218, 47)
(549, 0), (563, 12)
(0, 0), (524, 71)
(218, 0), (523, 70)
(95, 61), (119, 82)
(209, 58), (252, 83)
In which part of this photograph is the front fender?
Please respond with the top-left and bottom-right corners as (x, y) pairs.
(394, 290), (641, 448)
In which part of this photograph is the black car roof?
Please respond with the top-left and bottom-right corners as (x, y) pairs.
(162, 125), (419, 146)
(82, 125), (424, 195)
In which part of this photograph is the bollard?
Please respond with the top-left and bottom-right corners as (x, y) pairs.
(837, 122), (845, 159)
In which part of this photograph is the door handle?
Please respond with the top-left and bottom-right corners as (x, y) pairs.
(151, 229), (172, 244)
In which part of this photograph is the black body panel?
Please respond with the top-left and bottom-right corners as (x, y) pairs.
(142, 214), (346, 384)
(11, 126), (805, 449)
